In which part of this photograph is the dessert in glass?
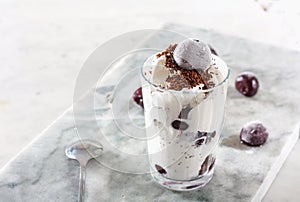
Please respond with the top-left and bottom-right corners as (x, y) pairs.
(141, 38), (230, 191)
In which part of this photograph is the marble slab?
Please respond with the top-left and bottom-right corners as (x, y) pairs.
(0, 23), (300, 202)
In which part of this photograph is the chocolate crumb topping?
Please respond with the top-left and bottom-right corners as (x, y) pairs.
(156, 44), (215, 91)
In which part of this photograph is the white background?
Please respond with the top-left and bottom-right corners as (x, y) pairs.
(0, 0), (299, 201)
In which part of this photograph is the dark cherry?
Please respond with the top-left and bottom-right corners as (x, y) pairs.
(155, 164), (167, 174)
(194, 131), (207, 147)
(171, 120), (189, 130)
(235, 72), (259, 97)
(206, 131), (216, 144)
(199, 155), (210, 175)
(178, 106), (193, 119)
(208, 158), (215, 172)
(195, 138), (205, 147)
(194, 131), (216, 147)
(208, 44), (218, 56)
(240, 122), (268, 146)
(186, 184), (201, 189)
(132, 87), (144, 108)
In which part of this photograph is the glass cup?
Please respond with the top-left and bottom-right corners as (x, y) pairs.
(141, 53), (230, 191)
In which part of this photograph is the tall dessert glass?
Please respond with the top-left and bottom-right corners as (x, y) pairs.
(141, 54), (230, 191)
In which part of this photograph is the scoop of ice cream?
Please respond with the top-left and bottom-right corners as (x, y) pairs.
(173, 38), (212, 70)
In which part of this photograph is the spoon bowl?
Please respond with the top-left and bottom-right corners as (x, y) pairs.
(65, 140), (103, 202)
(65, 140), (103, 162)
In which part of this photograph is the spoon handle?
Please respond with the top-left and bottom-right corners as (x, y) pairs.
(79, 165), (86, 202)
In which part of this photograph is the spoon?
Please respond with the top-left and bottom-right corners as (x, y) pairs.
(65, 140), (103, 202)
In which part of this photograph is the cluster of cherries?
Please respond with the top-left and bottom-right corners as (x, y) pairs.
(132, 45), (268, 146)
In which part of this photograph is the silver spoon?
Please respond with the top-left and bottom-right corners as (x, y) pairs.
(65, 140), (103, 202)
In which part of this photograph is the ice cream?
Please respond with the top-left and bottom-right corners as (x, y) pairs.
(141, 39), (229, 190)
(173, 38), (212, 70)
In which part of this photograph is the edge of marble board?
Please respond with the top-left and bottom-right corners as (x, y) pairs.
(254, 122), (300, 202)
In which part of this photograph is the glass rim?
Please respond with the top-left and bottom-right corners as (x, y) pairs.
(141, 54), (230, 93)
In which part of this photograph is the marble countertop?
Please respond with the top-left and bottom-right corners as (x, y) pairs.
(0, 24), (300, 201)
(1, 0), (300, 201)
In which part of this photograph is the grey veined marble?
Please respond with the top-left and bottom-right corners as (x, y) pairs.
(0, 23), (300, 202)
